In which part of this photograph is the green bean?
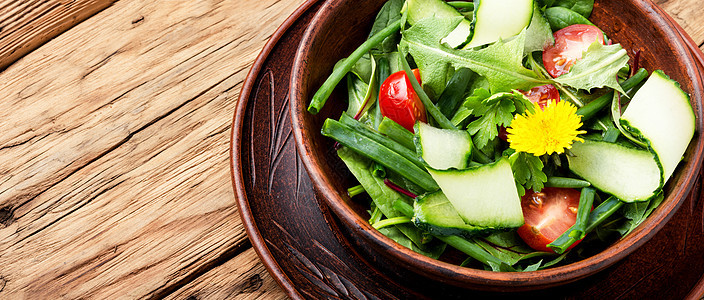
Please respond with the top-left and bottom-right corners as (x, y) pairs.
(375, 56), (391, 128)
(572, 187), (596, 238)
(545, 177), (591, 188)
(372, 216), (413, 230)
(446, 1), (474, 9)
(393, 199), (415, 218)
(399, 49), (457, 130)
(348, 184), (366, 197)
(322, 118), (439, 191)
(547, 196), (623, 253)
(585, 197), (624, 232)
(308, 20), (402, 114)
(339, 113), (425, 169)
(576, 68), (648, 121)
(576, 92), (612, 121)
(438, 236), (507, 267)
(378, 117), (415, 150)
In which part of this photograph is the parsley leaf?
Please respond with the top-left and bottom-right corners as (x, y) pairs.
(465, 91), (533, 149)
(509, 151), (548, 196)
(450, 88), (491, 127)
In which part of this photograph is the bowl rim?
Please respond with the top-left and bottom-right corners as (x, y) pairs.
(289, 0), (704, 289)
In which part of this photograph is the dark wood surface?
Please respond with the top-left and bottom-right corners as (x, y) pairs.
(233, 0), (704, 298)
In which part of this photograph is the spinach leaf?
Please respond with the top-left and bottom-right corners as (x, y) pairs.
(401, 16), (549, 97)
(369, 0), (404, 54)
(554, 42), (629, 94)
(544, 6), (595, 31)
(344, 54), (378, 125)
(536, 0), (557, 7)
(345, 74), (369, 118)
(551, 0), (594, 18)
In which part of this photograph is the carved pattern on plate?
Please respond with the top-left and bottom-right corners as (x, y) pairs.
(264, 219), (396, 300)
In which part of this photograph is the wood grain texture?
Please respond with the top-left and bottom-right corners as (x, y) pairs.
(0, 0), (301, 298)
(656, 0), (704, 47)
(0, 0), (116, 70)
(0, 0), (700, 298)
(165, 248), (285, 300)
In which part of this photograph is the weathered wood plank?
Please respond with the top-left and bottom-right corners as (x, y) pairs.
(656, 0), (704, 45)
(165, 248), (286, 300)
(0, 0), (116, 70)
(0, 0), (302, 298)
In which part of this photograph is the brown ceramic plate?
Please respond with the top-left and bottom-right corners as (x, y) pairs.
(290, 0), (704, 291)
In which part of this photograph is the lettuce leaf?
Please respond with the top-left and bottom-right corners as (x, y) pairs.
(400, 16), (549, 96)
(554, 42), (629, 94)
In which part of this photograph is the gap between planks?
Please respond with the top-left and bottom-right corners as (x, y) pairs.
(0, 0), (301, 298)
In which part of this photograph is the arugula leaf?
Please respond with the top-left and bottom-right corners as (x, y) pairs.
(475, 232), (555, 267)
(617, 194), (665, 236)
(369, 0), (404, 54)
(524, 5), (554, 54)
(400, 16), (549, 96)
(465, 91), (534, 149)
(554, 42), (629, 94)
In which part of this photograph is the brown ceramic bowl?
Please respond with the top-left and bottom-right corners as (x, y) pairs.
(290, 0), (704, 291)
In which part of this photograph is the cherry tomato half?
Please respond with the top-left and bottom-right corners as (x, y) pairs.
(543, 24), (605, 78)
(517, 187), (587, 253)
(379, 69), (427, 132)
(523, 84), (560, 109)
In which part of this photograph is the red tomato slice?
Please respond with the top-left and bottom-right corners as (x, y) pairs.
(543, 24), (605, 78)
(517, 187), (586, 252)
(522, 84), (560, 109)
(379, 69), (427, 132)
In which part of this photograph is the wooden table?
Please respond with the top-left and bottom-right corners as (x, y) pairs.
(0, 0), (701, 298)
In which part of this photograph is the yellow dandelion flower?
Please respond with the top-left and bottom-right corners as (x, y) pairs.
(507, 100), (586, 156)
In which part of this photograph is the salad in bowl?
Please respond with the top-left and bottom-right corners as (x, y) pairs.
(293, 0), (701, 282)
